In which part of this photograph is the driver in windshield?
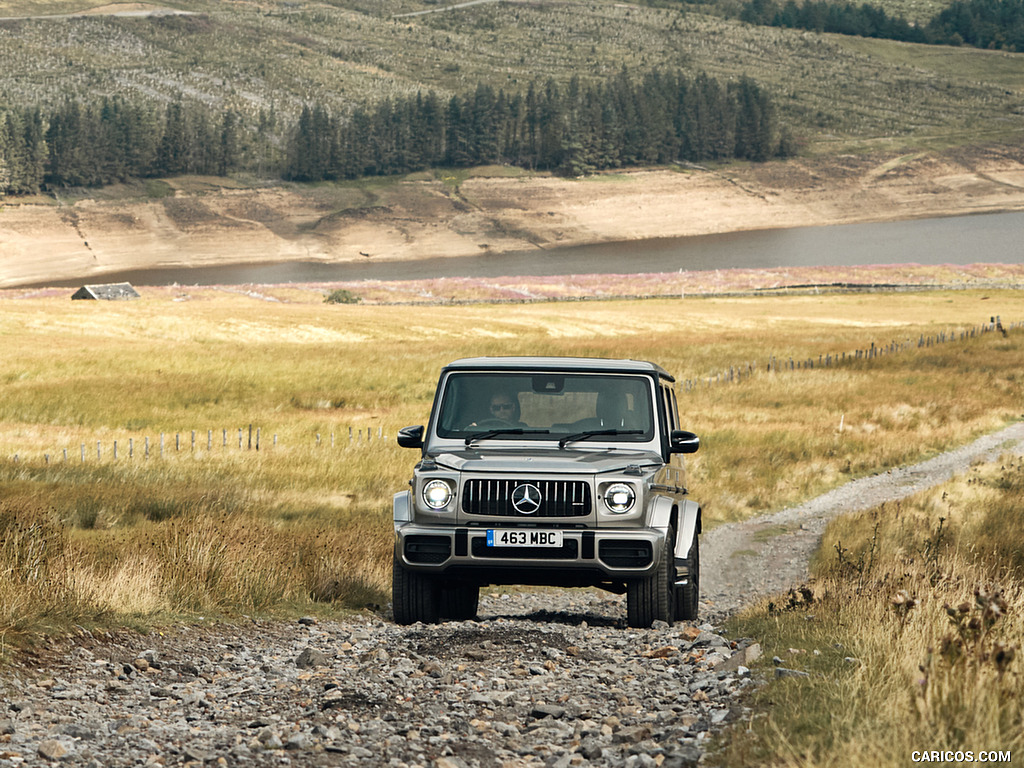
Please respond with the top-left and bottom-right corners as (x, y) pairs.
(488, 391), (527, 425)
(469, 391), (526, 428)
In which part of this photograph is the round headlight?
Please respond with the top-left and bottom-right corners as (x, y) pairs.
(604, 483), (636, 513)
(422, 479), (454, 510)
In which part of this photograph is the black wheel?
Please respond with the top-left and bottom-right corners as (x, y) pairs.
(675, 535), (700, 622)
(439, 583), (479, 621)
(626, 529), (676, 628)
(392, 558), (440, 625)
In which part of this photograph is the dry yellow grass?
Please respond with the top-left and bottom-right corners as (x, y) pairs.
(719, 454), (1024, 767)
(0, 288), (1022, 647)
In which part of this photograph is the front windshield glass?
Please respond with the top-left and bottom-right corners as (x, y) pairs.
(435, 372), (655, 443)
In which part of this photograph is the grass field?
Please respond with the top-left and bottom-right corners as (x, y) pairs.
(1, 287), (1022, 647)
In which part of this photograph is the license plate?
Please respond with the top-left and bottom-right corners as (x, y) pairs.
(486, 529), (564, 548)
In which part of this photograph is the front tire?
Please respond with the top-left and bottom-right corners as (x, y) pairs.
(439, 584), (479, 621)
(392, 558), (440, 625)
(626, 529), (675, 628)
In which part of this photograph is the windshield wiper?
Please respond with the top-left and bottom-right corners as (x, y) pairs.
(558, 429), (643, 448)
(464, 429), (550, 446)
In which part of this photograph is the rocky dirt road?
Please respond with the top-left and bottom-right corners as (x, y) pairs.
(1, 422), (1022, 767)
(1, 595), (756, 768)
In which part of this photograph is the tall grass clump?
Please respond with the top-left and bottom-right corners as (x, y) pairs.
(0, 482), (392, 654)
(718, 455), (1024, 767)
(0, 502), (77, 643)
(142, 512), (392, 614)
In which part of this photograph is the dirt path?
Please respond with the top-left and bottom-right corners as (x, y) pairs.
(0, 3), (195, 20)
(700, 421), (1024, 619)
(393, 0), (501, 18)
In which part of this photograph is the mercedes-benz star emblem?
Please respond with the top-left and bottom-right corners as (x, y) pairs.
(511, 483), (542, 515)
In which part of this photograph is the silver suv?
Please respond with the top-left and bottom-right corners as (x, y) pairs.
(392, 357), (701, 628)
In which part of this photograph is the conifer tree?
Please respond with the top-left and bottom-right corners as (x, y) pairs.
(157, 100), (189, 176)
(0, 111), (13, 194)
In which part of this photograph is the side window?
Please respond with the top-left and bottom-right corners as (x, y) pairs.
(663, 385), (680, 431)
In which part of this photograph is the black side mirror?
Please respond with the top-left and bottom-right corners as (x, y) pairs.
(397, 425), (424, 449)
(670, 430), (700, 454)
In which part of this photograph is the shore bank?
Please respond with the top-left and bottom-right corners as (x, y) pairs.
(3, 145), (1024, 289)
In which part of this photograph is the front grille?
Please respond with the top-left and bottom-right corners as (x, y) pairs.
(599, 540), (653, 568)
(405, 535), (451, 564)
(462, 479), (592, 517)
(471, 537), (579, 560)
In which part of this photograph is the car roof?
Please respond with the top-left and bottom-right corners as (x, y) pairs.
(442, 356), (675, 382)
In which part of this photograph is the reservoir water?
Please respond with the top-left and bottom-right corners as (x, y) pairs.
(25, 210), (1024, 288)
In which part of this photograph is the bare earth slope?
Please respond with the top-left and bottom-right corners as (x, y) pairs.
(4, 146), (1024, 288)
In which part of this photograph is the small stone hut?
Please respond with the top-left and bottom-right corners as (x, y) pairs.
(71, 283), (140, 301)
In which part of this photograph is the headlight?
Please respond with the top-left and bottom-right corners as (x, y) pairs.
(604, 483), (636, 514)
(422, 479), (454, 510)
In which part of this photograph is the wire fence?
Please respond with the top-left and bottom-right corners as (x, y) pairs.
(10, 425), (391, 466)
(5, 317), (1020, 465)
(681, 316), (1020, 391)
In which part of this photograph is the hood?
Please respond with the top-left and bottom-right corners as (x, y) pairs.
(427, 447), (663, 475)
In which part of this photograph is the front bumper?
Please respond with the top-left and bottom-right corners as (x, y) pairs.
(395, 523), (668, 579)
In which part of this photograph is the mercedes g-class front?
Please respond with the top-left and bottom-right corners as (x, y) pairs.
(392, 357), (701, 628)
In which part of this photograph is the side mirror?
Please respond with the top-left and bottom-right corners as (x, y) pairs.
(670, 430), (700, 454)
(397, 425), (424, 449)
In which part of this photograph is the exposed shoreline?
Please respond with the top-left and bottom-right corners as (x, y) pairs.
(3, 145), (1024, 289)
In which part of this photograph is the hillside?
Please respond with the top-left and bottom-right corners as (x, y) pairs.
(0, 0), (1022, 149)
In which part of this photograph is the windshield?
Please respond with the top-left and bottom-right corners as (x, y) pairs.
(435, 372), (655, 443)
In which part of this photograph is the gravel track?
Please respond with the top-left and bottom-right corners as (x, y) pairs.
(2, 422), (1022, 768)
(701, 421), (1024, 616)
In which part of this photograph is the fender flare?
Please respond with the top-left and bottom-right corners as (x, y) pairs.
(676, 499), (701, 558)
(393, 490), (412, 529)
(648, 495), (675, 533)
